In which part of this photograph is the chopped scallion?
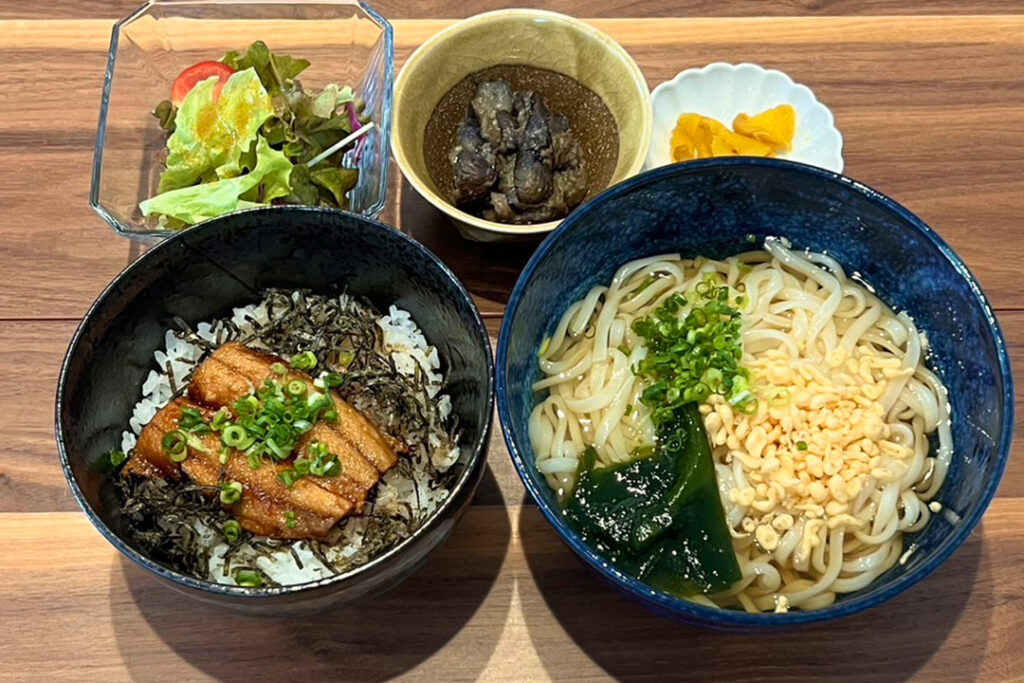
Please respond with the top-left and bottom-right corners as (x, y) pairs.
(233, 569), (263, 588)
(322, 372), (345, 388)
(222, 520), (241, 544)
(219, 480), (243, 504)
(290, 351), (317, 371)
(286, 379), (307, 397)
(221, 424), (248, 448)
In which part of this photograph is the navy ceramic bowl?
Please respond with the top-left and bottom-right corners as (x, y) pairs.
(57, 207), (493, 613)
(497, 158), (1013, 627)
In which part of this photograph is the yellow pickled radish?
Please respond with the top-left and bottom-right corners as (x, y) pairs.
(711, 128), (776, 157)
(732, 104), (796, 151)
(670, 105), (797, 162)
(671, 113), (727, 160)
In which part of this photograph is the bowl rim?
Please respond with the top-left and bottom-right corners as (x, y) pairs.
(90, 0), (395, 241)
(56, 205), (495, 598)
(496, 156), (1014, 626)
(390, 7), (653, 237)
(645, 61), (844, 174)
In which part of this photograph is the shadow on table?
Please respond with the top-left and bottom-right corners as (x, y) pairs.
(109, 464), (512, 683)
(398, 178), (541, 310)
(519, 504), (988, 682)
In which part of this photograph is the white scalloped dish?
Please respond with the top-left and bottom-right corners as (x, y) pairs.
(646, 62), (843, 173)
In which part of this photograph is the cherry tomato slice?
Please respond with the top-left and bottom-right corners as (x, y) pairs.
(170, 61), (236, 107)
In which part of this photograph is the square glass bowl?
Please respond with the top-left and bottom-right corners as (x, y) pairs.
(91, 0), (393, 240)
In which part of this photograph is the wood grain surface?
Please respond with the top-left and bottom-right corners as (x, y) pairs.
(1, 3), (1023, 681)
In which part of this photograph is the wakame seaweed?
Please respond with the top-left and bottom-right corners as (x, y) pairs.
(562, 402), (742, 596)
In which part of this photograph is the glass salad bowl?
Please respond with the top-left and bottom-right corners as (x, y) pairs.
(91, 0), (393, 241)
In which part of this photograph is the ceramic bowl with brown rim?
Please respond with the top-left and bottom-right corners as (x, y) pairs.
(392, 9), (652, 242)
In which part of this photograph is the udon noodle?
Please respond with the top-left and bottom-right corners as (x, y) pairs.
(529, 238), (952, 612)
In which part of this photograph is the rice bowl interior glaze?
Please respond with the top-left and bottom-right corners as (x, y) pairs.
(496, 158), (1013, 628)
(56, 208), (494, 613)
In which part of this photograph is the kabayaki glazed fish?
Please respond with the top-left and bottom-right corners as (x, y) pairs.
(124, 342), (403, 539)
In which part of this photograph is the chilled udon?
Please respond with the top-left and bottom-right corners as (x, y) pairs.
(529, 238), (951, 613)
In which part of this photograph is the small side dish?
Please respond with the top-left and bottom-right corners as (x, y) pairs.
(391, 9), (651, 241)
(141, 41), (372, 229)
(646, 63), (842, 173)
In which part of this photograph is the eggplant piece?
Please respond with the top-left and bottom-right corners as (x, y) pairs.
(471, 81), (514, 146)
(450, 108), (497, 205)
(550, 114), (584, 169)
(514, 149), (553, 205)
(552, 163), (588, 211)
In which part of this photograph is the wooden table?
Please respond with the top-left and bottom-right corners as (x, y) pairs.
(3, 1), (1024, 680)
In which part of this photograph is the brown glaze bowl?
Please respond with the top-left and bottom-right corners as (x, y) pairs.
(392, 9), (652, 242)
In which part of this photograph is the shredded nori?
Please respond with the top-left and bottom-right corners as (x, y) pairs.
(113, 290), (461, 584)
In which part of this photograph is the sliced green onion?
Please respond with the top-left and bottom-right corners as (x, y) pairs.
(246, 450), (262, 470)
(265, 438), (289, 461)
(322, 372), (346, 388)
(219, 480), (243, 505)
(221, 424), (248, 448)
(233, 569), (263, 588)
(178, 407), (206, 431)
(286, 379), (307, 397)
(271, 362), (287, 375)
(222, 520), (241, 544)
(233, 395), (259, 415)
(107, 449), (127, 467)
(161, 430), (188, 459)
(278, 470), (298, 488)
(210, 408), (230, 431)
(313, 455), (341, 477)
(796, 441), (808, 451)
(738, 399), (759, 416)
(285, 510), (297, 529)
(290, 351), (317, 371)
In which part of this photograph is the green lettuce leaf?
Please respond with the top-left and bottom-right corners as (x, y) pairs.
(310, 84), (354, 118)
(141, 137), (293, 225)
(157, 68), (274, 193)
(310, 166), (358, 207)
(222, 41), (309, 95)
